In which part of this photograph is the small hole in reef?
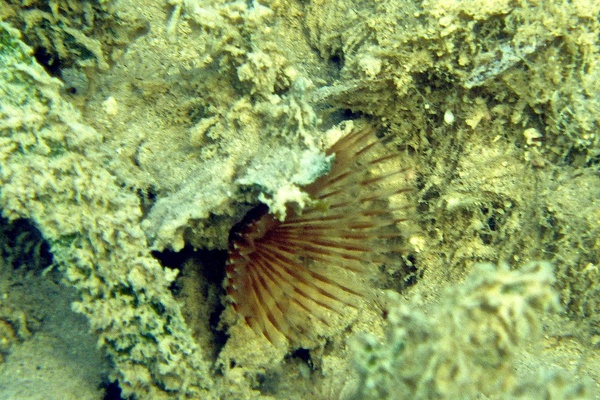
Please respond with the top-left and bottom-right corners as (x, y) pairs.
(102, 380), (124, 400)
(487, 216), (497, 231)
(0, 217), (53, 272)
(288, 348), (314, 370)
(329, 52), (344, 70)
(33, 47), (62, 77)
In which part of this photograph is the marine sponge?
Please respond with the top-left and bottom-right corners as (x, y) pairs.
(224, 126), (412, 347)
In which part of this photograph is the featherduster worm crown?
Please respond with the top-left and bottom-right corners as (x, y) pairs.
(224, 126), (412, 347)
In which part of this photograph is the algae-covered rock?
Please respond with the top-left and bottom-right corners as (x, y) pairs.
(0, 0), (146, 72)
(301, 0), (600, 340)
(0, 22), (212, 398)
(353, 262), (594, 399)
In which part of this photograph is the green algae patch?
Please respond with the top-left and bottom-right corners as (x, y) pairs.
(0, 22), (212, 398)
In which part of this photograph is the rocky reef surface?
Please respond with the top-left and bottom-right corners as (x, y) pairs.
(0, 0), (599, 398)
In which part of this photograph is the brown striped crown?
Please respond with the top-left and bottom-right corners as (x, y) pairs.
(224, 126), (412, 347)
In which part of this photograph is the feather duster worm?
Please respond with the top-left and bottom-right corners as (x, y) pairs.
(224, 126), (412, 346)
